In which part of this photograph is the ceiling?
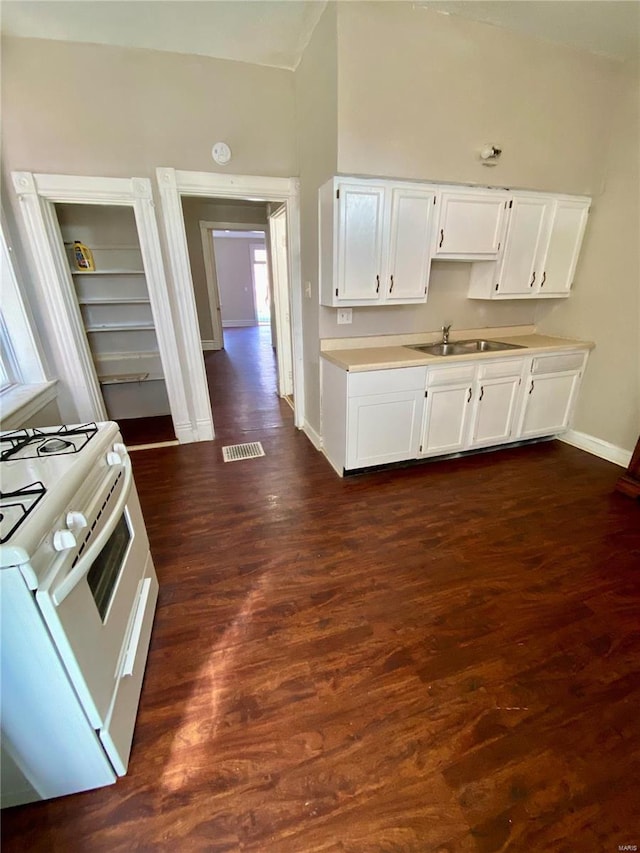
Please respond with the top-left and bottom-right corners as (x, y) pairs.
(1, 0), (638, 68)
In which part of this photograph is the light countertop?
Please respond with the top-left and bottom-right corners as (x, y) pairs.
(320, 332), (595, 372)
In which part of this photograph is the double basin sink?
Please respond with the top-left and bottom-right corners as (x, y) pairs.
(409, 339), (526, 357)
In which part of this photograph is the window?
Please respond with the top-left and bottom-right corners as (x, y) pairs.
(0, 213), (53, 427)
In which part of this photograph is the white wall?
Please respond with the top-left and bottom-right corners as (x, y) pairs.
(213, 235), (265, 328)
(181, 198), (267, 341)
(337, 3), (619, 194)
(294, 3), (338, 432)
(1, 36), (296, 426)
(536, 63), (640, 452)
(307, 2), (634, 450)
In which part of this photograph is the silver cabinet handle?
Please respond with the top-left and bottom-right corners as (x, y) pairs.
(479, 385), (484, 401)
(529, 380), (535, 395)
(439, 229), (444, 248)
(389, 275), (394, 293)
(541, 271), (546, 288)
(376, 275), (380, 293)
(530, 271), (536, 288)
(467, 387), (472, 403)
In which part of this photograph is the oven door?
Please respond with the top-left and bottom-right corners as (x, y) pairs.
(36, 455), (151, 731)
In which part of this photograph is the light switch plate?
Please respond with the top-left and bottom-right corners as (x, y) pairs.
(337, 308), (352, 325)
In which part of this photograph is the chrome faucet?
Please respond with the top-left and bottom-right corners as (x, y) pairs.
(441, 324), (452, 344)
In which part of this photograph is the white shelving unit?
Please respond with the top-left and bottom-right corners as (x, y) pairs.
(56, 204), (172, 421)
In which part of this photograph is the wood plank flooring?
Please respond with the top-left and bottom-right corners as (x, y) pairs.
(2, 328), (639, 851)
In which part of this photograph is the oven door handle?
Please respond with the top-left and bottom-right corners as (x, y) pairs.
(52, 458), (133, 606)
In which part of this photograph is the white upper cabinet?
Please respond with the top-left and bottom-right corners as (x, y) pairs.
(387, 187), (435, 301)
(319, 178), (435, 307)
(469, 194), (590, 300)
(432, 190), (510, 259)
(491, 195), (551, 296)
(336, 182), (386, 302)
(320, 177), (591, 307)
(538, 198), (590, 296)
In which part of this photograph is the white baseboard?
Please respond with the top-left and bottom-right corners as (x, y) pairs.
(201, 340), (221, 351)
(302, 420), (322, 450)
(560, 430), (632, 468)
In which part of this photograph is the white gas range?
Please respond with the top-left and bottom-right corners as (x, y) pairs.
(0, 422), (158, 808)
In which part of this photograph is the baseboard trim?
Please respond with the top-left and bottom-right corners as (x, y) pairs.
(302, 420), (322, 450)
(201, 340), (221, 351)
(560, 430), (632, 468)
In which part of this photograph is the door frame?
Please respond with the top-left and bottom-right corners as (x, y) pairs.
(11, 171), (194, 442)
(268, 204), (294, 398)
(156, 168), (304, 434)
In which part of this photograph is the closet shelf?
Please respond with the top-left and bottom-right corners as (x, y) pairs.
(98, 372), (166, 385)
(78, 297), (151, 305)
(71, 269), (145, 276)
(86, 323), (156, 332)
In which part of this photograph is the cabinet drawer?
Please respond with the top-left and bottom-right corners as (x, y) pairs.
(348, 366), (427, 397)
(531, 352), (585, 375)
(427, 363), (476, 387)
(477, 357), (527, 380)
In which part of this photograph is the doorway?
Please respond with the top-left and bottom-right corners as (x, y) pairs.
(54, 203), (176, 446)
(11, 171), (195, 443)
(180, 196), (292, 441)
(157, 168), (303, 442)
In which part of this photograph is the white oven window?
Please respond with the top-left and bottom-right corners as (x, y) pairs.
(87, 513), (132, 621)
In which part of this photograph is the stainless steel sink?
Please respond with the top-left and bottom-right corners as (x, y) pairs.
(410, 342), (475, 356)
(409, 339), (526, 357)
(456, 339), (526, 352)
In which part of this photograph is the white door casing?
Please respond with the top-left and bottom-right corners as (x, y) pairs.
(198, 222), (224, 351)
(268, 205), (294, 398)
(156, 168), (304, 434)
(11, 172), (193, 442)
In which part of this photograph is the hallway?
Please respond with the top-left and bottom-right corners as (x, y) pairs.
(204, 325), (293, 443)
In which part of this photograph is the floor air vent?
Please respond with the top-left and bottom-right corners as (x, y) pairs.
(222, 442), (265, 463)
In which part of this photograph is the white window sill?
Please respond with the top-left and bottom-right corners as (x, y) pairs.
(0, 381), (58, 430)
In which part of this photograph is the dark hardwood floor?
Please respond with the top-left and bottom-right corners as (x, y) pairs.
(3, 328), (639, 851)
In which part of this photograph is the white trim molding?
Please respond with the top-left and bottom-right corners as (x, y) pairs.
(0, 381), (58, 430)
(11, 171), (195, 442)
(302, 420), (322, 451)
(156, 168), (305, 435)
(560, 430), (633, 468)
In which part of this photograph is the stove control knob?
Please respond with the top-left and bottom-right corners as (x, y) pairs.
(106, 450), (123, 466)
(66, 511), (88, 533)
(53, 529), (77, 552)
(113, 442), (127, 457)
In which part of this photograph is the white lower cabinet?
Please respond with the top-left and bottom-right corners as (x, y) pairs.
(419, 358), (526, 457)
(321, 348), (588, 475)
(321, 362), (427, 474)
(517, 351), (587, 438)
(419, 364), (475, 455)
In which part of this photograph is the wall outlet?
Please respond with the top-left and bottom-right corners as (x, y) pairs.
(305, 281), (312, 299)
(337, 308), (352, 325)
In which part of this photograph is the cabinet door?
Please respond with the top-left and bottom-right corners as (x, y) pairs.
(434, 191), (509, 258)
(495, 197), (550, 296)
(537, 199), (590, 296)
(420, 382), (474, 456)
(336, 183), (386, 302)
(386, 187), (435, 302)
(470, 376), (522, 446)
(346, 389), (425, 469)
(519, 373), (581, 437)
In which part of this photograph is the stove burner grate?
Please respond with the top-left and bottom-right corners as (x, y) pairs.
(0, 481), (47, 544)
(0, 423), (99, 461)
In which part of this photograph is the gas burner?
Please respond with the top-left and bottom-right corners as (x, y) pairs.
(0, 424), (99, 461)
(0, 481), (46, 544)
(39, 438), (74, 455)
